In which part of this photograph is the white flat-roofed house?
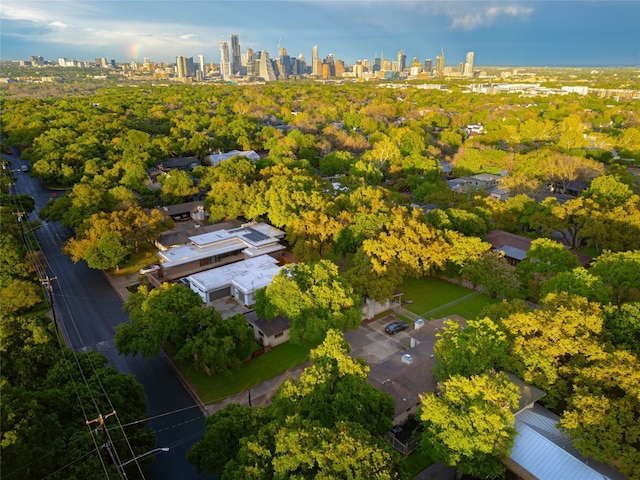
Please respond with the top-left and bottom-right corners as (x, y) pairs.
(156, 222), (286, 280)
(187, 255), (283, 306)
(205, 150), (260, 167)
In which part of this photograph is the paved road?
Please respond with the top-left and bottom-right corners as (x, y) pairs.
(5, 152), (212, 480)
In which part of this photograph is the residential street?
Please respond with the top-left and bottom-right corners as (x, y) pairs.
(5, 151), (212, 480)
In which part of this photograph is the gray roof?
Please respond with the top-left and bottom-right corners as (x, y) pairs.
(497, 245), (528, 261)
(511, 404), (626, 480)
(504, 372), (546, 413)
(245, 311), (291, 337)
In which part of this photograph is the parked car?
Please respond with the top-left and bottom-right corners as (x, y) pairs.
(139, 264), (160, 275)
(385, 321), (409, 334)
(20, 165), (29, 172)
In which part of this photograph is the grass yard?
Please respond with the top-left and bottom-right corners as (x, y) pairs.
(400, 277), (476, 314)
(399, 277), (498, 320)
(403, 448), (436, 477)
(180, 340), (316, 404)
(436, 294), (499, 319)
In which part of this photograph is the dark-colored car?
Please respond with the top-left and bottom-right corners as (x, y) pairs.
(385, 321), (409, 334)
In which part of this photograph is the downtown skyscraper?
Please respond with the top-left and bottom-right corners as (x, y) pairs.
(231, 34), (241, 75)
(219, 41), (231, 80)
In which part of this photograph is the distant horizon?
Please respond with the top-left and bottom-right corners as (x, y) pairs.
(3, 56), (638, 70)
(2, 1), (639, 67)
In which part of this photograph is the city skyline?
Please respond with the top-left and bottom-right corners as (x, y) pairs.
(1, 1), (639, 67)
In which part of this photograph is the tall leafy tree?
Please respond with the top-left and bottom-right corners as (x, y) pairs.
(433, 317), (510, 380)
(500, 293), (606, 408)
(116, 284), (255, 373)
(420, 371), (519, 479)
(589, 250), (640, 303)
(560, 349), (640, 479)
(255, 261), (361, 344)
(463, 250), (521, 299)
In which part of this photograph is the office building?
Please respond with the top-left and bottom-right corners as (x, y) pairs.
(334, 59), (345, 77)
(312, 45), (319, 75)
(424, 59), (433, 73)
(436, 48), (445, 76)
(464, 51), (475, 77)
(397, 50), (406, 72)
(197, 55), (205, 76)
(372, 54), (381, 72)
(219, 41), (231, 80)
(244, 48), (255, 77)
(257, 50), (277, 81)
(231, 34), (241, 75)
(176, 55), (195, 79)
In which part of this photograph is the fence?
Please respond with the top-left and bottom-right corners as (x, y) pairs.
(385, 432), (422, 456)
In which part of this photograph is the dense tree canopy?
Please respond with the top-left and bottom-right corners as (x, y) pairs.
(255, 260), (361, 344)
(116, 283), (255, 374)
(188, 330), (405, 479)
(420, 371), (519, 479)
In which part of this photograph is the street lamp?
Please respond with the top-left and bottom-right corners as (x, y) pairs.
(117, 447), (170, 469)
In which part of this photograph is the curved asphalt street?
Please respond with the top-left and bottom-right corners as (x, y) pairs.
(5, 151), (212, 480)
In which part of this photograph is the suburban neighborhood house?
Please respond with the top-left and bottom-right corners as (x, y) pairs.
(361, 315), (625, 479)
(204, 149), (260, 166)
(485, 229), (592, 267)
(447, 172), (509, 200)
(506, 374), (625, 480)
(153, 222), (286, 281)
(187, 254), (282, 307)
(245, 310), (291, 348)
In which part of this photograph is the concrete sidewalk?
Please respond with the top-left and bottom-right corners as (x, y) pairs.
(203, 361), (309, 416)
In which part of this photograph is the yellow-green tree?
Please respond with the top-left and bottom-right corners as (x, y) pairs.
(420, 371), (519, 478)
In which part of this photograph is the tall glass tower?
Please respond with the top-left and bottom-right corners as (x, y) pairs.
(231, 35), (241, 75)
(464, 51), (475, 77)
(219, 41), (231, 80)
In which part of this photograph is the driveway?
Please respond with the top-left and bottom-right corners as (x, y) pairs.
(344, 314), (413, 365)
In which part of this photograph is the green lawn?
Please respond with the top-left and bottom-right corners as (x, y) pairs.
(400, 277), (476, 313)
(399, 277), (499, 320)
(176, 277), (497, 406)
(179, 340), (316, 404)
(403, 448), (436, 477)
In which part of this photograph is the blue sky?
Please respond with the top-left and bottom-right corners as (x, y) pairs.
(1, 1), (638, 66)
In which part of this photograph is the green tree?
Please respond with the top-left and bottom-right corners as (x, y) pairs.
(116, 284), (255, 373)
(560, 349), (640, 479)
(516, 237), (580, 300)
(159, 169), (199, 201)
(589, 250), (640, 303)
(0, 278), (42, 313)
(83, 230), (132, 270)
(500, 293), (606, 408)
(433, 317), (510, 380)
(1, 314), (156, 480)
(540, 267), (609, 304)
(463, 251), (521, 299)
(602, 303), (640, 354)
(187, 404), (264, 477)
(256, 261), (361, 344)
(420, 371), (519, 478)
(273, 329), (392, 435)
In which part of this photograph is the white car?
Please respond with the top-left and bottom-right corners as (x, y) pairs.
(139, 264), (160, 275)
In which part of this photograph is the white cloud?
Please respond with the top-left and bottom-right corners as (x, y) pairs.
(180, 34), (195, 40)
(449, 4), (534, 30)
(0, 4), (47, 22)
(48, 20), (68, 29)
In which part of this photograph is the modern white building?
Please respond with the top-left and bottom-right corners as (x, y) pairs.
(188, 255), (283, 306)
(204, 150), (260, 167)
(156, 222), (285, 280)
